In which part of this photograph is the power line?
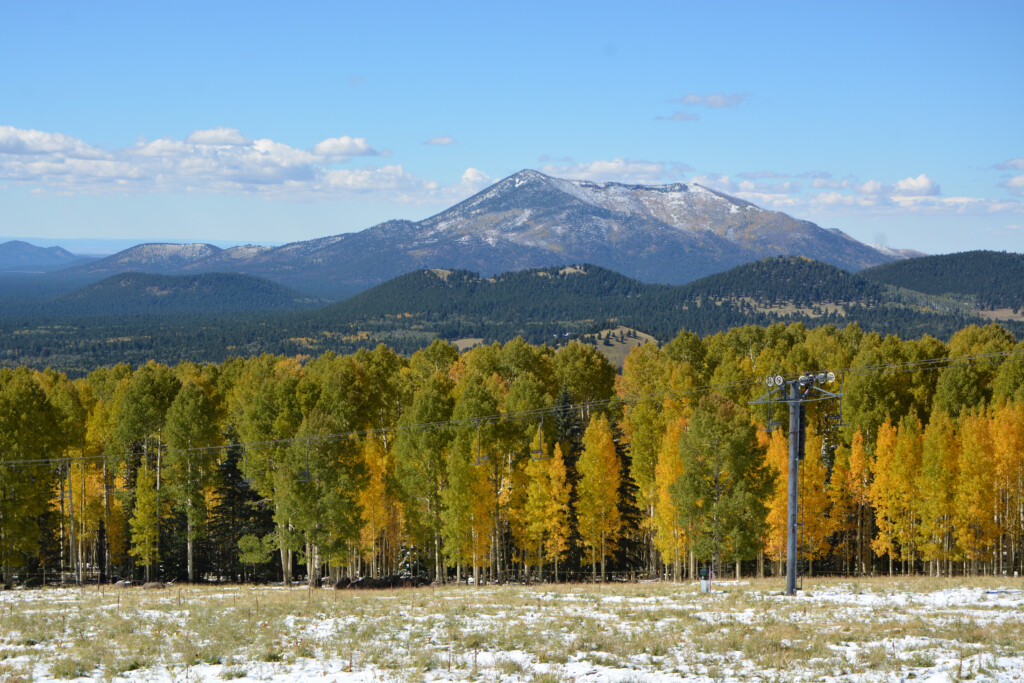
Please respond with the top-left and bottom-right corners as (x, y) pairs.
(2, 347), (1023, 470)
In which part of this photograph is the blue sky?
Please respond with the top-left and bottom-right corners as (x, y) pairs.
(1, 1), (1022, 255)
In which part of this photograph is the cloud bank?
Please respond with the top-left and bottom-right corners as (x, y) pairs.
(538, 158), (692, 184)
(0, 125), (490, 203)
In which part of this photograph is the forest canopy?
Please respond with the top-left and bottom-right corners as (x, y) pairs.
(1, 320), (1023, 588)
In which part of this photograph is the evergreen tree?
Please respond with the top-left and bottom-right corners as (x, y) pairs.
(207, 439), (274, 582)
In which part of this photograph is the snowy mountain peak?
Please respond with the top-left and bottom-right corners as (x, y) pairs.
(58, 169), (897, 296)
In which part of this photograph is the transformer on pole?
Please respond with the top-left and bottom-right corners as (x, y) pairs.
(752, 371), (841, 596)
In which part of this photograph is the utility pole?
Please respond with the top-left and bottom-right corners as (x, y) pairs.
(785, 381), (800, 596)
(752, 371), (840, 596)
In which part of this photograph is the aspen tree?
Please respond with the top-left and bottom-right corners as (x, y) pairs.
(799, 432), (834, 574)
(164, 380), (220, 583)
(577, 415), (622, 581)
(917, 410), (958, 575)
(991, 402), (1024, 574)
(359, 436), (401, 577)
(763, 429), (790, 571)
(0, 369), (59, 588)
(545, 444), (571, 581)
(673, 394), (771, 579)
(870, 418), (900, 574)
(954, 409), (998, 574)
(129, 461), (160, 582)
(653, 417), (687, 579)
(845, 430), (873, 574)
(827, 442), (856, 574)
(618, 343), (667, 569)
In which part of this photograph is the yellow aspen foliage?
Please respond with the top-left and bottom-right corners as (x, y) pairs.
(917, 411), (958, 571)
(954, 409), (998, 570)
(577, 414), (622, 581)
(844, 430), (873, 572)
(763, 429), (790, 565)
(798, 432), (834, 567)
(468, 462), (494, 576)
(870, 418), (901, 566)
(359, 436), (404, 576)
(522, 436), (570, 577)
(827, 442), (856, 571)
(544, 444), (571, 577)
(875, 415), (925, 569)
(846, 430), (872, 510)
(991, 402), (1024, 573)
(653, 416), (687, 578)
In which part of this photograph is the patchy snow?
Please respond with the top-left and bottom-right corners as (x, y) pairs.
(112, 242), (222, 264)
(222, 244), (272, 259)
(1, 580), (1021, 682)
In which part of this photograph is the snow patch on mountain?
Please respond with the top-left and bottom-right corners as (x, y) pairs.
(869, 244), (927, 259)
(112, 243), (222, 264)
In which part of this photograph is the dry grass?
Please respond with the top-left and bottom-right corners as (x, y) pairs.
(0, 576), (1020, 681)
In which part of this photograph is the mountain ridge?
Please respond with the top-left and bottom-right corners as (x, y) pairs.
(54, 170), (898, 297)
(0, 240), (96, 272)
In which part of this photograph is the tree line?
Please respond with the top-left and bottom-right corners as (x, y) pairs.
(1, 320), (1023, 588)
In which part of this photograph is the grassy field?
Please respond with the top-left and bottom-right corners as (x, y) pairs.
(0, 577), (1021, 682)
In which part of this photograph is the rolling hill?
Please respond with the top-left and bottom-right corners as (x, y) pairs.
(860, 250), (1024, 315)
(48, 272), (323, 315)
(5, 256), (1019, 375)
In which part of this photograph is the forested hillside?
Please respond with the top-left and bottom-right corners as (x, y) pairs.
(861, 250), (1024, 312)
(1, 322), (1022, 589)
(49, 272), (323, 315)
(2, 258), (1017, 374)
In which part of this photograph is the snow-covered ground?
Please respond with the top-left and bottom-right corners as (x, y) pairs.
(0, 578), (1021, 681)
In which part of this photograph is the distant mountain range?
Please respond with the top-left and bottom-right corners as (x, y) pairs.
(0, 240), (97, 272)
(47, 170), (900, 298)
(4, 254), (1018, 375)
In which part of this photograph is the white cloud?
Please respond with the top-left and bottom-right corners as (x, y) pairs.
(811, 177), (854, 189)
(738, 171), (791, 180)
(539, 158), (690, 184)
(675, 93), (746, 108)
(0, 125), (107, 159)
(311, 135), (377, 159)
(690, 167), (1023, 217)
(689, 174), (738, 193)
(655, 111), (700, 122)
(424, 136), (455, 146)
(856, 179), (886, 195)
(1001, 175), (1024, 197)
(185, 127), (250, 146)
(893, 173), (940, 196)
(0, 125), (478, 203)
(460, 167), (491, 187)
(993, 158), (1024, 171)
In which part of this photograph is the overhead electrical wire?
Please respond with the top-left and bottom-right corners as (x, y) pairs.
(2, 346), (1023, 470)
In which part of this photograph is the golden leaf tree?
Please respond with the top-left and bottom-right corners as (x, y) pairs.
(954, 409), (998, 574)
(577, 415), (622, 581)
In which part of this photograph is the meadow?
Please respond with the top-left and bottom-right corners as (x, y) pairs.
(0, 577), (1021, 682)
